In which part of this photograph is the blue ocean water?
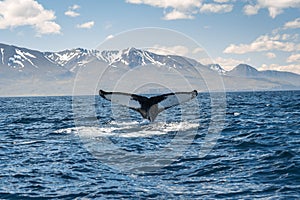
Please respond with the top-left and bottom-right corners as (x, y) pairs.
(0, 91), (299, 199)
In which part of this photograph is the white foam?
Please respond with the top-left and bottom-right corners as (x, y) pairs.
(54, 121), (199, 138)
(13, 140), (45, 145)
(234, 112), (241, 116)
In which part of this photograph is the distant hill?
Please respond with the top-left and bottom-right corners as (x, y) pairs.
(224, 64), (300, 91)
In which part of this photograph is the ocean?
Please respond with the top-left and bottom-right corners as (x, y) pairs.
(0, 90), (299, 199)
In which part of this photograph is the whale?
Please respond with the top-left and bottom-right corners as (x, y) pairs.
(99, 89), (198, 122)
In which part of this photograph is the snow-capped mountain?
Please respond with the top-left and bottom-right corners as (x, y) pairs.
(0, 43), (222, 76)
(0, 43), (71, 79)
(104, 47), (199, 69)
(44, 47), (208, 74)
(44, 48), (102, 72)
(44, 47), (185, 71)
(0, 42), (300, 96)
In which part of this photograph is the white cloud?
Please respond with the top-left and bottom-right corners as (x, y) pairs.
(163, 10), (194, 20)
(244, 0), (300, 18)
(224, 34), (299, 54)
(287, 54), (300, 63)
(281, 34), (290, 40)
(126, 0), (202, 11)
(213, 0), (230, 3)
(265, 52), (276, 59)
(149, 45), (204, 57)
(76, 21), (95, 29)
(126, 0), (202, 20)
(279, 33), (299, 41)
(267, 7), (283, 18)
(105, 34), (114, 40)
(260, 63), (300, 74)
(197, 56), (249, 71)
(65, 10), (80, 17)
(284, 18), (300, 29)
(0, 0), (61, 35)
(258, 0), (300, 18)
(200, 3), (233, 13)
(36, 21), (61, 35)
(243, 4), (260, 16)
(192, 47), (205, 54)
(126, 0), (300, 19)
(125, 0), (234, 20)
(213, 57), (249, 71)
(65, 4), (80, 17)
(71, 5), (80, 10)
(147, 45), (190, 56)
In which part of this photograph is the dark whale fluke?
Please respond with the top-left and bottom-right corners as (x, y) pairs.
(99, 89), (198, 122)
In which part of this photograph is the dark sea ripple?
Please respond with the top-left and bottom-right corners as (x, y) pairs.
(0, 91), (299, 199)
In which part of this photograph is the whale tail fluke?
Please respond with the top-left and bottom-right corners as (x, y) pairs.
(99, 89), (198, 122)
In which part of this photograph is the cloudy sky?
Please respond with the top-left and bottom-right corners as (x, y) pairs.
(1, 0), (300, 74)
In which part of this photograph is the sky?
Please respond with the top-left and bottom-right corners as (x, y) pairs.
(0, 0), (300, 74)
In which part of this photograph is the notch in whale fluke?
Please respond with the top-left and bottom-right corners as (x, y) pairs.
(99, 89), (198, 122)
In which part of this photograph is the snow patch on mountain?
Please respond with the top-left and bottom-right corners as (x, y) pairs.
(1, 48), (4, 64)
(207, 64), (226, 75)
(16, 49), (36, 58)
(45, 49), (84, 67)
(97, 50), (121, 64)
(8, 57), (24, 69)
(94, 47), (167, 67)
(16, 49), (38, 68)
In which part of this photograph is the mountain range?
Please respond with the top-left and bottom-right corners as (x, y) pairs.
(0, 43), (299, 96)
